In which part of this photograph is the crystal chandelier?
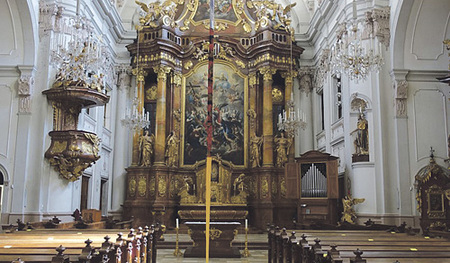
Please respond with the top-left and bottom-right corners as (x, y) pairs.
(330, 2), (383, 81)
(121, 97), (150, 130)
(50, 7), (106, 90)
(120, 29), (150, 131)
(277, 96), (307, 138)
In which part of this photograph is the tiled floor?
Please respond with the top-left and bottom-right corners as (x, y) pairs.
(157, 233), (268, 262)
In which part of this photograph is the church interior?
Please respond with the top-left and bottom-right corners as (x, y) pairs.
(0, 0), (449, 261)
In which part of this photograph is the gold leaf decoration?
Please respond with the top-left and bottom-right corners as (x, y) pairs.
(272, 87), (284, 104)
(158, 176), (167, 197)
(129, 177), (136, 197)
(138, 176), (147, 197)
(261, 176), (269, 198)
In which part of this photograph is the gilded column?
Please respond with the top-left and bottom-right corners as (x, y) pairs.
(153, 66), (171, 165)
(248, 73), (257, 134)
(260, 67), (277, 167)
(131, 67), (147, 165)
(173, 72), (182, 133)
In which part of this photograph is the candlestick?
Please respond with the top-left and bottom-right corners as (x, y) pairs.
(243, 221), (250, 257)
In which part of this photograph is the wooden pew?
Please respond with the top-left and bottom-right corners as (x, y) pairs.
(0, 225), (162, 263)
(268, 224), (450, 263)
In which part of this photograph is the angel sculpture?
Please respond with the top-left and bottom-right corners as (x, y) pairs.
(340, 195), (365, 224)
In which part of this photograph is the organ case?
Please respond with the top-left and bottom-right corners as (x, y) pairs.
(286, 150), (340, 225)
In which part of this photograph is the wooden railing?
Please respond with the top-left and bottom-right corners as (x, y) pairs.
(268, 225), (367, 263)
(51, 225), (162, 263)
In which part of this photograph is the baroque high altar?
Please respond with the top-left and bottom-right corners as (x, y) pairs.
(123, 0), (304, 229)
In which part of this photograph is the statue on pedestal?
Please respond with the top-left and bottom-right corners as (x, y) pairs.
(274, 133), (292, 167)
(250, 132), (262, 168)
(165, 131), (179, 167)
(353, 112), (369, 155)
(179, 176), (196, 204)
(231, 173), (248, 204)
(139, 130), (154, 166)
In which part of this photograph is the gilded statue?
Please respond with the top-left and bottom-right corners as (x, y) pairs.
(165, 131), (179, 167)
(231, 173), (248, 204)
(353, 112), (369, 155)
(139, 130), (154, 166)
(274, 133), (292, 167)
(340, 195), (365, 224)
(250, 132), (263, 168)
(179, 176), (196, 204)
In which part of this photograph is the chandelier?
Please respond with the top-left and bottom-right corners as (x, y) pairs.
(50, 9), (107, 90)
(277, 95), (307, 138)
(330, 2), (383, 81)
(120, 28), (150, 131)
(121, 97), (150, 130)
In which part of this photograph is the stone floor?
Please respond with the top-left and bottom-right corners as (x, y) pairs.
(157, 249), (268, 263)
(157, 233), (268, 262)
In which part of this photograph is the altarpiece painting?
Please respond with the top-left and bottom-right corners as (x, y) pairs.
(183, 62), (246, 166)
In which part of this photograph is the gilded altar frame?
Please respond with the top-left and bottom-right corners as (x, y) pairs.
(180, 60), (248, 167)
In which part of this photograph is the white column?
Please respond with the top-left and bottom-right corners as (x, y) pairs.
(110, 67), (131, 216)
(10, 67), (35, 222)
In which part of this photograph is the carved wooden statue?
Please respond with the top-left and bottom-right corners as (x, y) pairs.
(353, 112), (369, 155)
(139, 131), (154, 166)
(250, 132), (263, 168)
(275, 133), (292, 167)
(340, 195), (365, 224)
(165, 131), (179, 167)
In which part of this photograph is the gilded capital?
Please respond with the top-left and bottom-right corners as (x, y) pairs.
(132, 67), (148, 82)
(281, 71), (298, 85)
(174, 73), (182, 86)
(249, 73), (257, 86)
(259, 67), (277, 81)
(153, 66), (171, 81)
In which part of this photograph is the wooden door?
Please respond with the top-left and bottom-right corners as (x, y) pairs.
(80, 175), (90, 211)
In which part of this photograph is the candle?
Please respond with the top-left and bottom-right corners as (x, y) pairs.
(352, 0), (357, 20)
(245, 219), (248, 229)
(176, 218), (179, 229)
